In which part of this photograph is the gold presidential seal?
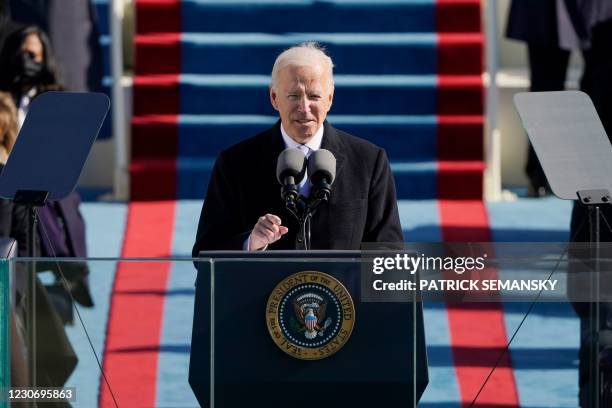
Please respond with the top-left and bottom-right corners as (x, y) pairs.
(266, 271), (355, 360)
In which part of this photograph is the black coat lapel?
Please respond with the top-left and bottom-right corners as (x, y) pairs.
(261, 120), (285, 186)
(320, 120), (346, 179)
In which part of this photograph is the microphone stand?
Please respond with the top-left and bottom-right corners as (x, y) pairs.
(278, 148), (335, 250)
(298, 205), (315, 250)
(281, 185), (300, 221)
(283, 193), (327, 251)
(280, 179), (309, 249)
(298, 181), (331, 250)
(281, 172), (332, 250)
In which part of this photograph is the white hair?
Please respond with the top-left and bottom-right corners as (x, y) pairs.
(270, 42), (335, 90)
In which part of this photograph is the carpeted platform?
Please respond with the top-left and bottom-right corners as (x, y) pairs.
(68, 1), (579, 406)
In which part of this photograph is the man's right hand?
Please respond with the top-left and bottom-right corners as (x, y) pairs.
(248, 214), (289, 251)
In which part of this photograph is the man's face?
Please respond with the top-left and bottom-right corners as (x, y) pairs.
(270, 64), (334, 144)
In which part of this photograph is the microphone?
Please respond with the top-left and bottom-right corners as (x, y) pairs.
(276, 148), (307, 208)
(307, 149), (336, 201)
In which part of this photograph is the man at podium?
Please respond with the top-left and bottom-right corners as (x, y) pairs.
(192, 42), (403, 253)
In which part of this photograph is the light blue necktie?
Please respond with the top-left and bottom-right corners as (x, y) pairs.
(298, 145), (311, 197)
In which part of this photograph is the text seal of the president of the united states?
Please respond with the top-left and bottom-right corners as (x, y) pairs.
(266, 271), (355, 360)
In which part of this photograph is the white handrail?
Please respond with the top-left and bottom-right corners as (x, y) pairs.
(110, 0), (128, 199)
(484, 0), (502, 201)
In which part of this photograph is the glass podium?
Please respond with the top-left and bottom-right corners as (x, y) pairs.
(190, 251), (427, 407)
(1, 244), (610, 407)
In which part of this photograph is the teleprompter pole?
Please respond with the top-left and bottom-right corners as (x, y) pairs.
(578, 190), (611, 408)
(14, 190), (48, 394)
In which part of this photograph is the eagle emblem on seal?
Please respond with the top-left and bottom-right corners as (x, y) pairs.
(266, 271), (355, 360)
(293, 293), (333, 339)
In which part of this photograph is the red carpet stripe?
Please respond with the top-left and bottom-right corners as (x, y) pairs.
(132, 74), (181, 117)
(439, 200), (520, 407)
(130, 74), (180, 200)
(438, 115), (484, 161)
(135, 0), (181, 34)
(101, 1), (182, 404)
(99, 201), (176, 407)
(135, 33), (182, 75)
(438, 33), (484, 75)
(437, 160), (485, 200)
(437, 75), (484, 116)
(436, 0), (482, 33)
(437, 2), (517, 403)
(131, 1), (181, 201)
(132, 114), (180, 159)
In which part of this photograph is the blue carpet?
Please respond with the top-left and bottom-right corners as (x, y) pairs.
(179, 33), (438, 75)
(179, 0), (437, 34)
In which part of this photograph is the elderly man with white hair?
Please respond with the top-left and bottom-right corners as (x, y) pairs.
(193, 42), (403, 253)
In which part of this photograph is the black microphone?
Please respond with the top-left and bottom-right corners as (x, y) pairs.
(276, 148), (307, 208)
(307, 149), (336, 201)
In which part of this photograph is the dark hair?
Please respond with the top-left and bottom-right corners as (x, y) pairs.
(0, 25), (62, 100)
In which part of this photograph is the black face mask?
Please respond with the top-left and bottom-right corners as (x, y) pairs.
(18, 52), (43, 83)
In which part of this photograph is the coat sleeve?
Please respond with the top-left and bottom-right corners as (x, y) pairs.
(363, 148), (404, 244)
(192, 153), (251, 256)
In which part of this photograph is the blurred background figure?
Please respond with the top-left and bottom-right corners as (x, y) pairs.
(0, 91), (17, 165)
(0, 91), (17, 240)
(577, 1), (612, 137)
(507, 0), (612, 200)
(0, 0), (19, 52)
(0, 25), (62, 127)
(506, 0), (582, 197)
(1, 0), (103, 93)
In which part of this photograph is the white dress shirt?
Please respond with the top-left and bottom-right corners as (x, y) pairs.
(17, 87), (37, 130)
(280, 123), (323, 198)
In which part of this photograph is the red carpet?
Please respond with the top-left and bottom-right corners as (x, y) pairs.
(99, 201), (176, 407)
(130, 1), (181, 200)
(100, 2), (182, 405)
(439, 200), (520, 407)
(435, 2), (518, 403)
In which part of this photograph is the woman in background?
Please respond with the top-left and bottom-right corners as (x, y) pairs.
(0, 24), (62, 127)
(0, 91), (17, 233)
(0, 91), (28, 394)
(0, 28), (90, 398)
(0, 25), (93, 311)
(0, 91), (17, 165)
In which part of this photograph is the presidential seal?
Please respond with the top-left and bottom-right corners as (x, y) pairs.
(266, 271), (355, 360)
